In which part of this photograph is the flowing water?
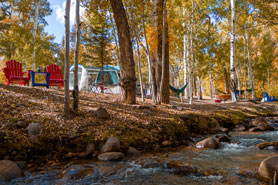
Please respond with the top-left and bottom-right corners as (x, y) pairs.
(6, 117), (278, 185)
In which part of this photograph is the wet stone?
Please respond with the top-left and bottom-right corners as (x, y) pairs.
(249, 127), (263, 132)
(164, 161), (199, 176)
(0, 160), (24, 182)
(61, 164), (94, 180)
(97, 152), (124, 161)
(196, 137), (220, 149)
(258, 155), (278, 183)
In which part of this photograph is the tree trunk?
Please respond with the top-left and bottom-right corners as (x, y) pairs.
(32, 0), (40, 71)
(142, 8), (154, 98)
(244, 68), (247, 100)
(245, 30), (255, 100)
(132, 0), (144, 102)
(160, 2), (169, 104)
(101, 26), (104, 93)
(268, 67), (270, 94)
(209, 71), (213, 99)
(155, 0), (164, 103)
(109, 12), (121, 68)
(73, 0), (80, 112)
(183, 7), (189, 99)
(189, 0), (194, 104)
(64, 0), (71, 116)
(230, 0), (237, 102)
(237, 63), (241, 98)
(110, 0), (136, 104)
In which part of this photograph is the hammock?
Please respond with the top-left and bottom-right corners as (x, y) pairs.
(169, 82), (188, 95)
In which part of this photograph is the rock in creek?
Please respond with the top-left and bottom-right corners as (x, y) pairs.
(0, 160), (24, 182)
(101, 137), (121, 153)
(250, 117), (267, 127)
(98, 152), (124, 161)
(60, 164), (94, 180)
(196, 137), (220, 149)
(257, 142), (278, 150)
(258, 155), (278, 183)
(216, 135), (231, 143)
(164, 161), (199, 176)
(257, 123), (274, 131)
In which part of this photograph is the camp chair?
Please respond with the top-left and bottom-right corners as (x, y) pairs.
(263, 92), (276, 102)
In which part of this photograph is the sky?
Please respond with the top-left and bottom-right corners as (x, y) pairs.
(45, 0), (85, 44)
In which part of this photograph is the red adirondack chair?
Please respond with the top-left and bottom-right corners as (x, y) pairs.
(3, 60), (31, 86)
(46, 64), (64, 89)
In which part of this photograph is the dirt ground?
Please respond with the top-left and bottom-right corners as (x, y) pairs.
(0, 84), (277, 163)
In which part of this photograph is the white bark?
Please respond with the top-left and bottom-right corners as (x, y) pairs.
(209, 72), (213, 99)
(132, 0), (144, 102)
(142, 8), (154, 98)
(244, 69), (247, 100)
(32, 0), (40, 71)
(64, 0), (71, 116)
(189, 0), (194, 105)
(183, 7), (188, 99)
(230, 0), (237, 102)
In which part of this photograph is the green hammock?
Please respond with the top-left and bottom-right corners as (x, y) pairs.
(169, 82), (188, 95)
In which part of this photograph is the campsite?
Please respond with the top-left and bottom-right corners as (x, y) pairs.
(0, 0), (278, 184)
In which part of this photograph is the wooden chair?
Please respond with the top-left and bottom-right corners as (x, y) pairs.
(3, 60), (31, 86)
(46, 64), (64, 89)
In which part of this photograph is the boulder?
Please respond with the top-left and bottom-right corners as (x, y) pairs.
(257, 142), (278, 150)
(164, 161), (198, 176)
(94, 107), (110, 120)
(97, 152), (124, 161)
(84, 143), (95, 158)
(27, 123), (42, 144)
(217, 135), (231, 143)
(249, 127), (263, 132)
(257, 123), (274, 131)
(101, 137), (120, 153)
(0, 160), (23, 182)
(127, 147), (141, 156)
(258, 155), (278, 183)
(233, 125), (246, 132)
(61, 164), (94, 180)
(250, 117), (267, 127)
(237, 169), (256, 178)
(196, 137), (220, 149)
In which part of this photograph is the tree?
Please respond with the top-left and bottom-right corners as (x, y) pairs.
(110, 0), (136, 104)
(64, 0), (71, 116)
(73, 0), (80, 112)
(230, 0), (237, 102)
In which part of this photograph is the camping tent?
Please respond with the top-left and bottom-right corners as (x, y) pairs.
(69, 64), (121, 94)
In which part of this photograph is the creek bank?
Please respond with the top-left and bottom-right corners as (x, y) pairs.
(1, 85), (278, 171)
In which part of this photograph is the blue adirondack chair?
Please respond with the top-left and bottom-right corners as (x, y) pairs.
(263, 92), (276, 102)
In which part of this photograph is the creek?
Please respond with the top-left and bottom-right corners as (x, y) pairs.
(7, 117), (278, 185)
